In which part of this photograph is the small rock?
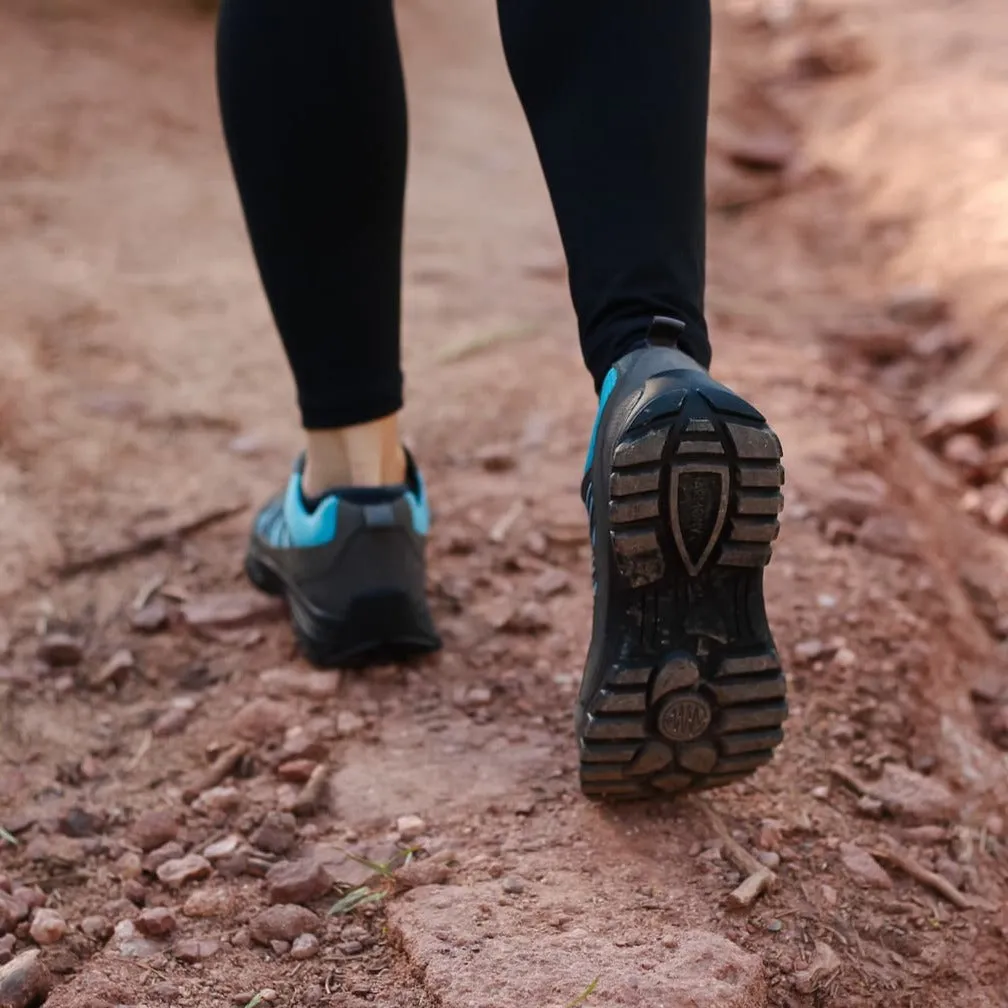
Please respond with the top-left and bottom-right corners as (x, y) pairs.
(0, 934), (13, 965)
(130, 601), (169, 634)
(0, 950), (52, 1008)
(0, 878), (9, 897)
(793, 639), (828, 662)
(270, 939), (290, 955)
(856, 795), (884, 816)
(396, 859), (452, 888)
(872, 763), (957, 823)
(143, 842), (185, 874)
(942, 434), (987, 479)
(182, 592), (284, 629)
(935, 856), (965, 889)
(501, 876), (525, 895)
(231, 927), (252, 949)
(259, 667), (340, 700)
(229, 699), (292, 745)
(983, 488), (1008, 533)
(251, 812), (297, 855)
(819, 474), (887, 526)
(123, 879), (148, 906)
(156, 854), (212, 889)
(290, 933), (319, 960)
(886, 287), (949, 328)
(153, 698), (199, 737)
(335, 711), (365, 738)
(463, 687), (492, 709)
(173, 938), (221, 963)
(37, 633), (83, 667)
(756, 851), (781, 870)
(277, 759), (317, 783)
(840, 843), (892, 889)
(500, 601), (552, 635)
(151, 981), (180, 1000)
(10, 892), (41, 916)
(131, 810), (180, 853)
(811, 785), (830, 800)
(136, 908), (176, 938)
(532, 567), (571, 598)
(191, 786), (242, 816)
(0, 895), (28, 935)
(266, 860), (331, 905)
(249, 905), (321, 945)
(182, 888), (230, 918)
(857, 515), (918, 560)
(396, 815), (426, 843)
(922, 392), (1001, 444)
(28, 909), (66, 946)
(80, 916), (112, 942)
(203, 835), (242, 861)
(58, 807), (102, 838)
(339, 940), (364, 955)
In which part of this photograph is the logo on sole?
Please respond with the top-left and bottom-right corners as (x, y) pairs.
(657, 695), (712, 742)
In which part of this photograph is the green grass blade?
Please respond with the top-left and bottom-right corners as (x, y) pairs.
(564, 977), (600, 1008)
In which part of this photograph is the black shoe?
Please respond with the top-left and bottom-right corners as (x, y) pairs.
(244, 453), (441, 668)
(577, 317), (786, 799)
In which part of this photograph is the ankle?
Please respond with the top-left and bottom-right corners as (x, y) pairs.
(302, 415), (407, 495)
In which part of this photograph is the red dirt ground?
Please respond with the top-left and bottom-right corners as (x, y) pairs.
(3, 1), (1008, 1006)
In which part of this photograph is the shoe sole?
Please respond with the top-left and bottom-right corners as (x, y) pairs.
(244, 550), (441, 669)
(579, 382), (786, 799)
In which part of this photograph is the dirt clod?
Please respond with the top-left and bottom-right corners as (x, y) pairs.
(136, 908), (176, 937)
(79, 917), (112, 943)
(839, 843), (893, 889)
(173, 938), (221, 963)
(872, 762), (958, 823)
(131, 810), (179, 853)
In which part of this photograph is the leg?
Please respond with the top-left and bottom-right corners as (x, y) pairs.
(498, 0), (712, 387)
(218, 1), (439, 666)
(499, 1), (786, 799)
(217, 0), (407, 489)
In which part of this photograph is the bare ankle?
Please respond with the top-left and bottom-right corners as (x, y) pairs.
(302, 415), (407, 495)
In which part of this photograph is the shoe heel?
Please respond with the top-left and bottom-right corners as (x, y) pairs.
(244, 553), (285, 597)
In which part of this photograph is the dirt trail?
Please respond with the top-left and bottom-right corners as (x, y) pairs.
(2, 1), (1008, 1006)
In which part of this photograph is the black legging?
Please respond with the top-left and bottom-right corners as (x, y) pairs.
(216, 0), (712, 430)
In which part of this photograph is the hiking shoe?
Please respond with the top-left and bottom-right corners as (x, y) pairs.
(577, 316), (786, 799)
(244, 453), (441, 668)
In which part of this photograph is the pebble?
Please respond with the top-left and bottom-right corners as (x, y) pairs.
(143, 842), (185, 874)
(58, 807), (102, 838)
(270, 940), (290, 956)
(0, 950), (52, 1008)
(463, 687), (493, 708)
(151, 981), (180, 1000)
(116, 852), (143, 880)
(335, 711), (364, 738)
(0, 934), (13, 965)
(277, 759), (317, 783)
(266, 859), (331, 905)
(922, 391), (1001, 443)
(339, 940), (364, 955)
(840, 843), (892, 889)
(249, 905), (321, 945)
(173, 938), (221, 963)
(136, 908), (176, 938)
(37, 632), (84, 667)
(80, 916), (113, 942)
(182, 888), (230, 919)
(251, 812), (297, 855)
(259, 667), (340, 700)
(191, 786), (242, 816)
(11, 891), (41, 916)
(396, 815), (426, 842)
(501, 876), (526, 895)
(231, 927), (252, 949)
(28, 909), (66, 946)
(131, 810), (180, 852)
(756, 851), (781, 870)
(156, 854), (212, 889)
(811, 785), (830, 800)
(203, 835), (242, 861)
(291, 933), (320, 960)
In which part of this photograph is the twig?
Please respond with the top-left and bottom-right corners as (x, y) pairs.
(132, 573), (167, 611)
(489, 501), (525, 544)
(183, 743), (248, 803)
(727, 867), (775, 909)
(126, 730), (153, 771)
(292, 762), (330, 816)
(871, 844), (972, 910)
(58, 503), (247, 577)
(702, 802), (776, 880)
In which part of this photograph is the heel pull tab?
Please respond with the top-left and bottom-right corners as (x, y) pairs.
(646, 316), (686, 349)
